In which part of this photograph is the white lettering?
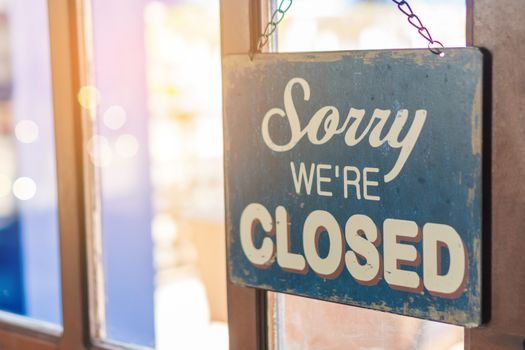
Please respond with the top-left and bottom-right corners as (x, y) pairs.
(423, 223), (467, 297)
(276, 206), (307, 273)
(363, 167), (380, 201)
(262, 78), (426, 182)
(303, 210), (343, 278)
(316, 164), (333, 197)
(345, 214), (381, 284)
(239, 203), (275, 267)
(238, 203), (468, 299)
(383, 219), (422, 291)
(343, 166), (361, 199)
(290, 161), (315, 195)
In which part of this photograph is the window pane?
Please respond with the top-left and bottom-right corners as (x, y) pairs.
(271, 0), (466, 52)
(83, 0), (226, 348)
(268, 293), (464, 350)
(0, 0), (62, 326)
(267, 1), (465, 349)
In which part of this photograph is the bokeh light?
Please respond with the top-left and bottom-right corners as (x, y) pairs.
(15, 120), (39, 144)
(103, 105), (127, 130)
(115, 134), (139, 158)
(12, 177), (37, 201)
(152, 213), (178, 243)
(0, 174), (11, 198)
(78, 85), (101, 110)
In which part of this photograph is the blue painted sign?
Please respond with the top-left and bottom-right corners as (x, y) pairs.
(223, 49), (483, 326)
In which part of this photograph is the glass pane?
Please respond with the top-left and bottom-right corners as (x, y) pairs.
(267, 1), (466, 349)
(271, 0), (466, 52)
(0, 0), (62, 326)
(82, 0), (226, 348)
(268, 293), (464, 350)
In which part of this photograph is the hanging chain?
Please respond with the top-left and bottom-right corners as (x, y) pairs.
(255, 0), (293, 53)
(254, 0), (445, 56)
(391, 0), (444, 55)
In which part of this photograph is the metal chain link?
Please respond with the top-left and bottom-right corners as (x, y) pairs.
(255, 0), (293, 53)
(254, 0), (445, 56)
(391, 0), (445, 55)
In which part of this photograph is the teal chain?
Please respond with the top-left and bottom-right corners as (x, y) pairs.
(256, 0), (293, 52)
(255, 0), (445, 56)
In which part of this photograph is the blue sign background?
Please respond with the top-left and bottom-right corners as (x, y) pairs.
(223, 49), (482, 326)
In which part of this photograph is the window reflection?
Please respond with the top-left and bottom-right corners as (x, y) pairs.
(146, 2), (226, 349)
(86, 0), (226, 348)
(273, 0), (466, 52)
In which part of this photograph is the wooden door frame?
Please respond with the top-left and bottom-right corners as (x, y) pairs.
(465, 1), (525, 348)
(220, 1), (268, 350)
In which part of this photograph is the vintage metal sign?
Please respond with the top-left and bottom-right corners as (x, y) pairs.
(223, 49), (483, 326)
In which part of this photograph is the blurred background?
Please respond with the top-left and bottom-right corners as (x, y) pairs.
(0, 0), (466, 349)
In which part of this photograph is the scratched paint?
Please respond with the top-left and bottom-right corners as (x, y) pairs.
(223, 49), (483, 326)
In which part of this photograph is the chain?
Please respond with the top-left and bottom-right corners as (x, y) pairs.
(391, 0), (445, 55)
(254, 0), (445, 56)
(255, 0), (293, 54)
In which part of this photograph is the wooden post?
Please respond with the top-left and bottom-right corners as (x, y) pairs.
(220, 1), (267, 350)
(466, 1), (525, 349)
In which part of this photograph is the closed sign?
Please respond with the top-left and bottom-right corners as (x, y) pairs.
(223, 49), (483, 326)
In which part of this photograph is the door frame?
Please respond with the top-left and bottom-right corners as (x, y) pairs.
(0, 0), (148, 349)
(220, 1), (268, 349)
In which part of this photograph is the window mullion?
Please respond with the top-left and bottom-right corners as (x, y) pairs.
(47, 0), (90, 349)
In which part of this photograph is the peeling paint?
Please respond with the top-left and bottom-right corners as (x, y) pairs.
(471, 79), (483, 155)
(467, 186), (476, 207)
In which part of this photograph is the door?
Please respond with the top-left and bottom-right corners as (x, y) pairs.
(220, 1), (525, 349)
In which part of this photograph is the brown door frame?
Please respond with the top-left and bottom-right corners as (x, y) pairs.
(220, 1), (268, 350)
(0, 0), (88, 348)
(221, 1), (525, 350)
(465, 1), (525, 348)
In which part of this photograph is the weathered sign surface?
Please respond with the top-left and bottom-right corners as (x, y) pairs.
(223, 49), (483, 326)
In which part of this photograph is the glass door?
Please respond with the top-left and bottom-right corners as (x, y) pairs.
(218, 1), (487, 350)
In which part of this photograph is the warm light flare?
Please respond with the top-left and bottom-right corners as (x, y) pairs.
(103, 105), (127, 130)
(15, 120), (39, 144)
(13, 177), (37, 200)
(115, 134), (139, 158)
(78, 85), (101, 110)
(0, 174), (11, 198)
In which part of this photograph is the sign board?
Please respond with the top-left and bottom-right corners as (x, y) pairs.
(223, 49), (483, 326)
